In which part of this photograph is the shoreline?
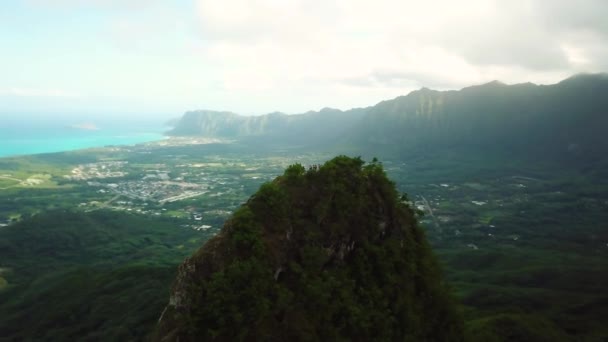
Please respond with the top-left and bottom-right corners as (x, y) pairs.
(0, 134), (169, 159)
(0, 136), (233, 160)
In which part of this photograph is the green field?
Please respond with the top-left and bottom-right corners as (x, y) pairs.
(0, 178), (20, 189)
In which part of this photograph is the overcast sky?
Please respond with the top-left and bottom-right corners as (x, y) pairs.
(1, 0), (607, 117)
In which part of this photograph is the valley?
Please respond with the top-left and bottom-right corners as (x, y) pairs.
(1, 137), (607, 339)
(2, 76), (608, 340)
(4, 1), (608, 339)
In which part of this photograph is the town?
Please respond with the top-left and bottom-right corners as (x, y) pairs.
(1, 139), (607, 255)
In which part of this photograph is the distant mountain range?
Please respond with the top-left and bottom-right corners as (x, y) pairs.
(169, 73), (608, 159)
(168, 107), (367, 146)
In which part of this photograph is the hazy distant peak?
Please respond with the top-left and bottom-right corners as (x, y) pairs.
(319, 107), (341, 113)
(465, 80), (508, 89)
(457, 80), (519, 93)
(266, 111), (287, 118)
(383, 87), (441, 105)
(484, 80), (507, 86)
(558, 72), (608, 85)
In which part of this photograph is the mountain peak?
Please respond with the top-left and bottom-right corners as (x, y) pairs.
(558, 72), (608, 85)
(417, 86), (436, 93)
(155, 156), (465, 341)
(319, 106), (341, 113)
(484, 80), (507, 86)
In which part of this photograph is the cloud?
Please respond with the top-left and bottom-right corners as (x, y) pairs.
(0, 87), (80, 98)
(192, 0), (608, 96)
(25, 0), (157, 11)
(535, 0), (608, 37)
(196, 0), (338, 44)
(9, 0), (608, 115)
(341, 69), (471, 90)
(107, 6), (187, 53)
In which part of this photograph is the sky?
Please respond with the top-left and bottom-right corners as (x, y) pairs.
(0, 0), (607, 118)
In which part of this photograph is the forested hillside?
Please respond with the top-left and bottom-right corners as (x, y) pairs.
(0, 211), (202, 341)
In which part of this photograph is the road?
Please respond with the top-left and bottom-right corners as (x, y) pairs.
(420, 195), (441, 231)
(101, 194), (122, 207)
(0, 175), (22, 190)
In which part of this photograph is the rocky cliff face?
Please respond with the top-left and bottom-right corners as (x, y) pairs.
(168, 74), (608, 160)
(155, 156), (464, 341)
(167, 108), (366, 146)
(349, 73), (608, 156)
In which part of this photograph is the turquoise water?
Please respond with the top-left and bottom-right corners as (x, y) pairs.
(0, 116), (168, 158)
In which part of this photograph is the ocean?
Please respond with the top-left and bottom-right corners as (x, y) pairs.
(0, 114), (168, 158)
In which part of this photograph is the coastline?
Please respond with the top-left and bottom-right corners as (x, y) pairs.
(0, 132), (168, 159)
(0, 136), (235, 160)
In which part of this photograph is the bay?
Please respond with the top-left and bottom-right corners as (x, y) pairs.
(0, 114), (168, 158)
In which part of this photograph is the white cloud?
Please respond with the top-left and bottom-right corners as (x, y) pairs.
(192, 0), (607, 99)
(25, 0), (156, 11)
(0, 87), (80, 98)
(8, 0), (608, 115)
(108, 7), (187, 53)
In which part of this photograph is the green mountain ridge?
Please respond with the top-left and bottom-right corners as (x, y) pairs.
(352, 73), (608, 157)
(169, 73), (608, 160)
(168, 108), (367, 146)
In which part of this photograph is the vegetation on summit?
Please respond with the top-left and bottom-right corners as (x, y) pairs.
(156, 156), (464, 341)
